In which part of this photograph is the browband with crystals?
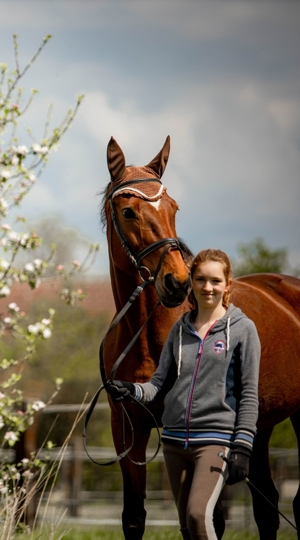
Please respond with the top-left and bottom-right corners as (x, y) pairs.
(108, 178), (163, 200)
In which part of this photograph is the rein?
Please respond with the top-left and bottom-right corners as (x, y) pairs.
(83, 178), (183, 466)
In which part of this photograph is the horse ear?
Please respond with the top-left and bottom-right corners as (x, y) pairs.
(107, 137), (126, 182)
(146, 136), (170, 178)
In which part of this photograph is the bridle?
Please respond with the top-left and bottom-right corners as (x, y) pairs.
(108, 178), (181, 281)
(83, 177), (184, 467)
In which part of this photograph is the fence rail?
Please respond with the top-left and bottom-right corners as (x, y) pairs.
(3, 403), (298, 530)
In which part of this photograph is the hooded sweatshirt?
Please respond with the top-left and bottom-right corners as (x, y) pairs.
(134, 304), (260, 453)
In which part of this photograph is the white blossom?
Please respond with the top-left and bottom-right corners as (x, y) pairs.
(42, 328), (52, 339)
(20, 233), (29, 246)
(32, 143), (48, 155)
(42, 318), (50, 325)
(1, 170), (11, 180)
(28, 324), (38, 334)
(8, 231), (20, 243)
(0, 416), (4, 429)
(33, 259), (42, 269)
(22, 470), (34, 479)
(0, 198), (9, 215)
(32, 400), (45, 411)
(3, 317), (11, 324)
(0, 285), (10, 297)
(11, 155), (19, 166)
(16, 145), (28, 156)
(4, 431), (17, 441)
(29, 174), (36, 183)
(32, 143), (42, 153)
(24, 263), (34, 272)
(21, 458), (29, 464)
(0, 259), (9, 270)
(0, 392), (5, 399)
(8, 302), (19, 312)
(1, 223), (11, 230)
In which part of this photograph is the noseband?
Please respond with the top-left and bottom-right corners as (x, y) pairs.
(108, 178), (182, 281)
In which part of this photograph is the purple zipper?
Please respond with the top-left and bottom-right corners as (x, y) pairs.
(184, 322), (217, 449)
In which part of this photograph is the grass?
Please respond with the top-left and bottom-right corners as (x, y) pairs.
(17, 525), (297, 540)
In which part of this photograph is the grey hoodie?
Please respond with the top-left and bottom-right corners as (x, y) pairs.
(135, 304), (260, 452)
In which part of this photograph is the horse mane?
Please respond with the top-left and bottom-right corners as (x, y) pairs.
(99, 165), (136, 231)
(177, 238), (194, 266)
(99, 182), (110, 231)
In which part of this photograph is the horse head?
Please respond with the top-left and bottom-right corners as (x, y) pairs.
(102, 136), (191, 308)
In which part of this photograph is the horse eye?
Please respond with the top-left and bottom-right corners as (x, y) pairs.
(121, 208), (136, 219)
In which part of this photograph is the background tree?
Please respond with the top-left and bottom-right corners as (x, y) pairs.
(14, 214), (92, 276)
(233, 237), (299, 277)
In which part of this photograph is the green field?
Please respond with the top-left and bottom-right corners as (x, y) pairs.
(17, 526), (297, 540)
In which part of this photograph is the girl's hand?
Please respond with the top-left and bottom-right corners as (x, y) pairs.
(106, 380), (135, 402)
(226, 451), (250, 485)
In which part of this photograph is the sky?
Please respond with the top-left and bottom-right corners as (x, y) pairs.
(1, 0), (300, 276)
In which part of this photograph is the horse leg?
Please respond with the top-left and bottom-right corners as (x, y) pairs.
(213, 499), (225, 539)
(290, 409), (300, 539)
(248, 428), (280, 540)
(111, 409), (151, 540)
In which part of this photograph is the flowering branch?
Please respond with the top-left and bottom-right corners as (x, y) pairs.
(0, 34), (98, 504)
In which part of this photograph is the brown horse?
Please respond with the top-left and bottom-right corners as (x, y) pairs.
(100, 136), (300, 540)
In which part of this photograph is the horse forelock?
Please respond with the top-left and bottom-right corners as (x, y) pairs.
(119, 165), (160, 182)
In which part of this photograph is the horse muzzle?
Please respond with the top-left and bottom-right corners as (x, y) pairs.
(156, 273), (190, 308)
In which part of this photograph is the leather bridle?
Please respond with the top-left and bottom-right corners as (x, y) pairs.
(83, 178), (184, 466)
(108, 178), (181, 281)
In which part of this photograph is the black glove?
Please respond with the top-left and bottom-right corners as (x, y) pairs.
(226, 451), (250, 485)
(106, 380), (135, 402)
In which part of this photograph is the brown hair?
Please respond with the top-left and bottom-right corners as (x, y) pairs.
(188, 248), (232, 313)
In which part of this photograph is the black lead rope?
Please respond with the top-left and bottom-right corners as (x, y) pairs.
(82, 279), (162, 467)
(218, 452), (299, 532)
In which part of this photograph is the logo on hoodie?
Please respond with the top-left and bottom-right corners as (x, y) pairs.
(213, 340), (225, 354)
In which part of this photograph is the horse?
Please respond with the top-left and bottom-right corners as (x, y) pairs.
(100, 135), (300, 540)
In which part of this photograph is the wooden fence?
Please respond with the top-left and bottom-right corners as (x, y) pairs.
(8, 403), (299, 530)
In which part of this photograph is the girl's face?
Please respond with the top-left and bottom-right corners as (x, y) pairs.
(192, 260), (230, 310)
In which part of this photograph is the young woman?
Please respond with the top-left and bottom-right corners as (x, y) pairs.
(108, 249), (261, 540)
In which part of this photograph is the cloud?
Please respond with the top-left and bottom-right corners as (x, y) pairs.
(1, 0), (300, 273)
(128, 0), (300, 46)
(77, 76), (300, 217)
(0, 0), (129, 30)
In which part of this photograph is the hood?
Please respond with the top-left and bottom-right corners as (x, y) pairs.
(181, 304), (245, 331)
(180, 304), (246, 352)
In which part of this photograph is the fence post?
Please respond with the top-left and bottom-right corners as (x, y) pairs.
(72, 436), (82, 517)
(14, 401), (39, 526)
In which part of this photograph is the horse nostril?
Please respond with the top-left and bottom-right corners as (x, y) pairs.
(164, 273), (176, 293)
(164, 273), (189, 295)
